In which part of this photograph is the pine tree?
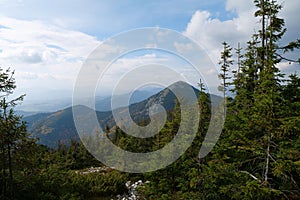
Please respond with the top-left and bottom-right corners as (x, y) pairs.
(0, 68), (27, 200)
(218, 42), (233, 106)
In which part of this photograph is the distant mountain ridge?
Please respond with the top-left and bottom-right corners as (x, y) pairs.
(24, 81), (221, 148)
(17, 88), (162, 114)
(95, 88), (163, 111)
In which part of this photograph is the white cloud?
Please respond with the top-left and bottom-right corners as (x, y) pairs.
(100, 53), (169, 84)
(225, 0), (254, 14)
(0, 17), (101, 100)
(276, 62), (298, 77)
(0, 17), (100, 64)
(183, 7), (257, 66)
(18, 71), (39, 80)
(174, 41), (194, 54)
(280, 1), (300, 45)
(96, 52), (203, 95)
(277, 61), (291, 71)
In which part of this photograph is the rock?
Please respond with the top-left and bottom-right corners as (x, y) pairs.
(125, 181), (131, 188)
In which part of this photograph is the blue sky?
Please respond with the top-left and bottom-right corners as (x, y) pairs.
(0, 0), (235, 38)
(0, 0), (299, 105)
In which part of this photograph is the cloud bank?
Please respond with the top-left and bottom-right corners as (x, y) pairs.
(0, 17), (100, 100)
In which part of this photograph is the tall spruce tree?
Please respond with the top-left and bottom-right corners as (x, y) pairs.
(218, 42), (233, 109)
(0, 68), (27, 200)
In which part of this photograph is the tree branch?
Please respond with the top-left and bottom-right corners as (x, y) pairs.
(240, 171), (261, 183)
(275, 53), (299, 63)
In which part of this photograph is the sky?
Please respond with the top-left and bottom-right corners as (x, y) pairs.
(0, 0), (299, 103)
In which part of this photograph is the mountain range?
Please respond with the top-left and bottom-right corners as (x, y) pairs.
(24, 81), (221, 148)
(16, 87), (162, 115)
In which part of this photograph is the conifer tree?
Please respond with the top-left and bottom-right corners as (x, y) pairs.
(218, 42), (233, 103)
(0, 68), (27, 200)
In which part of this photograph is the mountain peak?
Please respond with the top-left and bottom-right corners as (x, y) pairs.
(168, 81), (193, 88)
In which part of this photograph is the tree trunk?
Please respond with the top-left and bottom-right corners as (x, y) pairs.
(1, 141), (7, 199)
(264, 135), (270, 184)
(171, 165), (175, 194)
(7, 143), (14, 200)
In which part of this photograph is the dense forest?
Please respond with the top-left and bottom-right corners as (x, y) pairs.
(1, 0), (300, 199)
